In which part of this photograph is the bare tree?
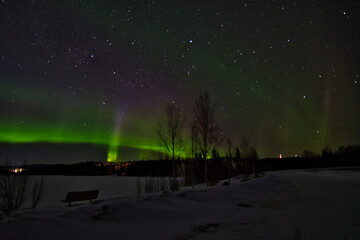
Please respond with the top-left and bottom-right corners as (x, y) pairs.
(0, 160), (47, 214)
(193, 91), (220, 185)
(226, 138), (233, 183)
(240, 136), (250, 179)
(235, 146), (241, 174)
(191, 124), (199, 160)
(0, 160), (29, 214)
(240, 136), (250, 156)
(240, 136), (258, 179)
(190, 124), (200, 189)
(31, 175), (46, 209)
(135, 177), (141, 195)
(156, 103), (185, 191)
(248, 147), (258, 178)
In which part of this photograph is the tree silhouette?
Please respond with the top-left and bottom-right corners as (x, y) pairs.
(211, 148), (220, 159)
(240, 136), (250, 179)
(31, 175), (46, 209)
(193, 91), (220, 185)
(190, 123), (199, 189)
(0, 160), (46, 214)
(226, 138), (233, 183)
(248, 147), (258, 178)
(235, 146), (241, 174)
(156, 103), (185, 191)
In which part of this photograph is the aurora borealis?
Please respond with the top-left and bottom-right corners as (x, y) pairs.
(0, 1), (359, 163)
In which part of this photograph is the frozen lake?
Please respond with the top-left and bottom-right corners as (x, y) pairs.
(26, 175), (167, 209)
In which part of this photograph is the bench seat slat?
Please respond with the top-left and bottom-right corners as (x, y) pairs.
(61, 190), (99, 206)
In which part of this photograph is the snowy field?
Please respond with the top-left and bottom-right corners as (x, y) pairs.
(25, 175), (147, 208)
(1, 169), (359, 240)
(7, 175), (177, 209)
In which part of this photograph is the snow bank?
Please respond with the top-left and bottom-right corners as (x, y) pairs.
(1, 170), (359, 240)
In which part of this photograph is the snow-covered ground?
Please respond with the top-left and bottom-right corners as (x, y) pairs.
(12, 175), (178, 209)
(25, 175), (150, 208)
(1, 169), (359, 240)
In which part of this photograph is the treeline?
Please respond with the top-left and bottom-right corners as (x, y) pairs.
(126, 144), (360, 181)
(125, 147), (260, 186)
(0, 162), (110, 176)
(260, 144), (360, 171)
(1, 143), (358, 177)
(155, 91), (262, 188)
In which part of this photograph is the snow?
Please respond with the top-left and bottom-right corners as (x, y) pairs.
(1, 170), (359, 240)
(29, 175), (139, 208)
(21, 175), (177, 209)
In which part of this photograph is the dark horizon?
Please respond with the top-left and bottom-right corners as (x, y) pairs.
(1, 141), (359, 165)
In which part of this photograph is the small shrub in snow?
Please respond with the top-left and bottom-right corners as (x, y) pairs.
(31, 175), (46, 209)
(0, 160), (47, 214)
(222, 181), (230, 186)
(0, 172), (29, 214)
(101, 204), (109, 211)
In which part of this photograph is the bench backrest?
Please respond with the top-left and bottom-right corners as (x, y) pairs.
(65, 190), (99, 202)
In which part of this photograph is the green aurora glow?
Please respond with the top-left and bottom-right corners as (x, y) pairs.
(0, 1), (359, 163)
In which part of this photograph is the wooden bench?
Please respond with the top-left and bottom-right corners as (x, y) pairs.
(61, 190), (99, 206)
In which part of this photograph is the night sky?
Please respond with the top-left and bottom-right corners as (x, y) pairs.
(1, 0), (359, 162)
